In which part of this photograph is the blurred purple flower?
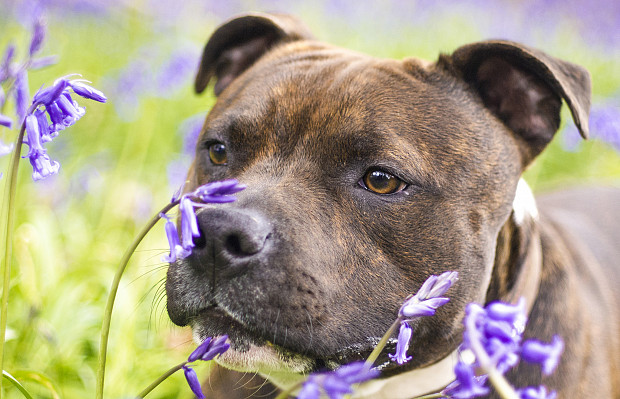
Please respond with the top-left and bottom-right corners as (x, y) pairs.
(0, 44), (16, 83)
(298, 362), (379, 399)
(29, 16), (46, 56)
(520, 335), (564, 376)
(179, 112), (206, 156)
(29, 55), (58, 70)
(0, 140), (13, 156)
(442, 361), (489, 399)
(156, 49), (198, 94)
(182, 366), (205, 399)
(0, 114), (12, 129)
(563, 103), (620, 152)
(14, 70), (30, 123)
(443, 298), (562, 398)
(517, 385), (557, 399)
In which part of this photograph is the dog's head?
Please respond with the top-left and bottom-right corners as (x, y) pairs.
(166, 12), (590, 385)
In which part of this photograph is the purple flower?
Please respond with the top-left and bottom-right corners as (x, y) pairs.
(0, 114), (12, 129)
(442, 361), (489, 399)
(68, 80), (107, 103)
(191, 179), (247, 203)
(520, 335), (564, 375)
(160, 213), (190, 263)
(180, 196), (200, 251)
(19, 75), (106, 180)
(399, 271), (458, 319)
(388, 271), (457, 365)
(188, 335), (230, 362)
(29, 55), (58, 70)
(182, 366), (205, 399)
(0, 140), (13, 157)
(29, 17), (46, 56)
(29, 152), (59, 181)
(299, 362), (379, 399)
(517, 385), (557, 399)
(14, 70), (30, 123)
(0, 44), (16, 83)
(389, 322), (413, 364)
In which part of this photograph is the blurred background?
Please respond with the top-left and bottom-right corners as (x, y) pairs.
(0, 0), (618, 397)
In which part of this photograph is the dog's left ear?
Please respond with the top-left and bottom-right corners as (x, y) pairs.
(441, 40), (591, 164)
(195, 13), (314, 96)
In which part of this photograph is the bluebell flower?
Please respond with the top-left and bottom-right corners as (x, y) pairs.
(442, 298), (564, 398)
(520, 335), (563, 376)
(388, 322), (412, 364)
(182, 366), (205, 399)
(182, 336), (230, 399)
(14, 70), (30, 123)
(191, 179), (247, 203)
(0, 44), (16, 83)
(0, 140), (13, 157)
(298, 362), (379, 399)
(19, 75), (106, 180)
(160, 213), (190, 263)
(180, 196), (200, 251)
(0, 114), (12, 129)
(517, 385), (557, 399)
(187, 335), (230, 362)
(29, 17), (46, 56)
(163, 180), (245, 262)
(389, 271), (457, 365)
(442, 361), (489, 399)
(399, 271), (458, 319)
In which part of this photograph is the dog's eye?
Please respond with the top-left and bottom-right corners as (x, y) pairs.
(208, 143), (228, 165)
(361, 169), (407, 195)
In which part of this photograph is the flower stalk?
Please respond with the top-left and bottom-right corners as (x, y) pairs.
(95, 200), (177, 399)
(0, 109), (31, 395)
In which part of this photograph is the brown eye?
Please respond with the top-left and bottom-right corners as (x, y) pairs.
(362, 169), (407, 195)
(208, 143), (227, 165)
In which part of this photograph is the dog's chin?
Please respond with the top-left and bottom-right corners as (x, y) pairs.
(190, 309), (317, 389)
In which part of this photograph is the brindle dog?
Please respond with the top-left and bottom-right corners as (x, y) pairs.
(166, 13), (620, 398)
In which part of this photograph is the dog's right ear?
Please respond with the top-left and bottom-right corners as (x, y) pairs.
(195, 13), (314, 95)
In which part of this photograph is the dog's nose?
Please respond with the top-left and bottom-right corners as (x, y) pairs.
(192, 207), (272, 272)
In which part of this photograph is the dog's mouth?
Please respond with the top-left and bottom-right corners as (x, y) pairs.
(189, 305), (396, 377)
(189, 306), (327, 375)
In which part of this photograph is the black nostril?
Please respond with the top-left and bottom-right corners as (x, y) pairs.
(193, 232), (206, 249)
(225, 234), (243, 256)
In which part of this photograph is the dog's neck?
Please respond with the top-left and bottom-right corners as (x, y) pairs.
(487, 178), (542, 311)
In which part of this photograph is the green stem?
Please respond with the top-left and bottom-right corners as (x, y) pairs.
(0, 118), (28, 397)
(274, 382), (301, 399)
(2, 370), (34, 399)
(364, 318), (400, 368)
(95, 200), (178, 399)
(135, 361), (187, 398)
(411, 393), (445, 399)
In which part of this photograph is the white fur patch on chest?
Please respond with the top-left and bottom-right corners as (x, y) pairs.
(512, 178), (539, 225)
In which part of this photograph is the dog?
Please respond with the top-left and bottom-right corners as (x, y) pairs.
(165, 13), (620, 398)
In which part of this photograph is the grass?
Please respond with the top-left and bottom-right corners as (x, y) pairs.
(0, 1), (618, 398)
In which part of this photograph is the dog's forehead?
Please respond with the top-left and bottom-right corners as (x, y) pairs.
(207, 42), (473, 152)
